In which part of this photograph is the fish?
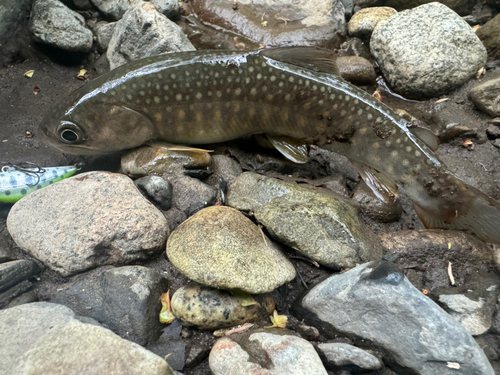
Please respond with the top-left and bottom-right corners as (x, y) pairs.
(0, 164), (81, 203)
(39, 47), (500, 244)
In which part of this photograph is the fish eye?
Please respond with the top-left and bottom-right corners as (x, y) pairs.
(61, 129), (79, 142)
(57, 121), (85, 143)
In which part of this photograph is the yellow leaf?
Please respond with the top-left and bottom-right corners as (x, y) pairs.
(77, 69), (87, 77)
(24, 70), (34, 78)
(232, 290), (260, 307)
(261, 21), (268, 27)
(159, 290), (175, 324)
(265, 310), (287, 328)
(448, 242), (451, 249)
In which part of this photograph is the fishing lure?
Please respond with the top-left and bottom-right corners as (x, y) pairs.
(0, 163), (81, 203)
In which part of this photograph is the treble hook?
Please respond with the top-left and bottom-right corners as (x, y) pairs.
(1, 162), (46, 186)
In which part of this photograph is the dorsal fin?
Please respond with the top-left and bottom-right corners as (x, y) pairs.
(261, 47), (339, 76)
(409, 126), (439, 151)
(266, 135), (309, 164)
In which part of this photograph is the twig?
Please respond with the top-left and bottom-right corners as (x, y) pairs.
(448, 262), (455, 286)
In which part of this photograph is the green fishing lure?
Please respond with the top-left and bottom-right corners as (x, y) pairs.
(0, 164), (81, 203)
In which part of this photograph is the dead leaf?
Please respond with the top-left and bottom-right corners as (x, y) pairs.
(422, 289), (429, 295)
(372, 88), (382, 102)
(159, 290), (175, 324)
(213, 323), (254, 337)
(75, 69), (90, 81)
(476, 67), (485, 80)
(462, 139), (474, 150)
(261, 20), (268, 27)
(232, 290), (260, 307)
(265, 310), (287, 328)
(33, 86), (41, 95)
(472, 24), (481, 32)
(25, 130), (33, 138)
(435, 98), (449, 104)
(24, 70), (34, 78)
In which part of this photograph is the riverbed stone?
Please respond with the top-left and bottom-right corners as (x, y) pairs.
(469, 72), (500, 117)
(0, 260), (41, 293)
(228, 172), (382, 270)
(7, 171), (169, 276)
(166, 206), (296, 294)
(90, 0), (179, 20)
(190, 0), (346, 48)
(171, 284), (275, 329)
(370, 2), (487, 98)
(476, 13), (500, 62)
(337, 55), (377, 85)
(348, 6), (396, 40)
(50, 266), (168, 345)
(209, 330), (328, 375)
(29, 0), (93, 53)
(295, 261), (495, 375)
(135, 175), (173, 211)
(0, 302), (174, 375)
(354, 0), (474, 16)
(316, 342), (383, 372)
(107, 2), (195, 70)
(352, 180), (402, 223)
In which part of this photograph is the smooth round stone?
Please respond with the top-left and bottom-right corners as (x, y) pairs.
(171, 284), (274, 329)
(166, 206), (296, 294)
(348, 6), (396, 39)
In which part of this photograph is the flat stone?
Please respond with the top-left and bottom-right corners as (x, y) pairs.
(469, 72), (500, 117)
(209, 330), (328, 375)
(171, 284), (275, 329)
(135, 175), (173, 211)
(191, 0), (346, 48)
(370, 2), (486, 98)
(7, 171), (169, 276)
(50, 266), (168, 345)
(316, 342), (383, 371)
(348, 6), (397, 39)
(29, 0), (93, 52)
(476, 13), (500, 62)
(0, 280), (35, 309)
(228, 173), (382, 270)
(205, 155), (243, 191)
(0, 260), (41, 293)
(352, 180), (402, 223)
(337, 55), (377, 85)
(0, 302), (174, 375)
(170, 175), (218, 217)
(166, 206), (296, 294)
(107, 2), (195, 70)
(295, 261), (495, 375)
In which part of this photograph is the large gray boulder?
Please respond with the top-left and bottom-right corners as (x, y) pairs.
(90, 0), (179, 20)
(370, 2), (486, 98)
(29, 0), (93, 52)
(295, 261), (494, 375)
(107, 2), (195, 70)
(0, 302), (174, 375)
(7, 171), (169, 276)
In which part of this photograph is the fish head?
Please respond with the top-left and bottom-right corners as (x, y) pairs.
(39, 91), (155, 155)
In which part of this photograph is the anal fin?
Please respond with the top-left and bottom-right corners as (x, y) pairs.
(350, 160), (399, 203)
(266, 135), (309, 164)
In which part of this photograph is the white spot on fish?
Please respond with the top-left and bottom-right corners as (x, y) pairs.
(257, 73), (262, 79)
(270, 76), (276, 82)
(385, 141), (391, 147)
(139, 91), (145, 96)
(171, 74), (176, 79)
(250, 88), (257, 95)
(415, 150), (421, 157)
(289, 77), (294, 82)
(176, 94), (182, 101)
(357, 109), (363, 115)
(367, 113), (373, 120)
(235, 88), (242, 96)
(406, 146), (412, 153)
(391, 151), (398, 158)
(154, 96), (160, 104)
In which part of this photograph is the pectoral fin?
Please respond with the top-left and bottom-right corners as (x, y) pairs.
(266, 135), (309, 164)
(351, 160), (399, 203)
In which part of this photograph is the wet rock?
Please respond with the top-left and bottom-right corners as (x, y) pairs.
(135, 175), (173, 211)
(310, 175), (349, 197)
(0, 244), (16, 263)
(352, 180), (402, 223)
(95, 21), (117, 51)
(205, 155), (243, 191)
(469, 72), (500, 117)
(295, 261), (495, 375)
(355, 0), (474, 16)
(0, 0), (31, 65)
(91, 0), (179, 20)
(0, 280), (36, 309)
(209, 330), (328, 375)
(185, 343), (210, 368)
(0, 260), (41, 293)
(72, 0), (93, 10)
(437, 276), (499, 336)
(171, 284), (275, 330)
(29, 0), (93, 53)
(348, 6), (396, 40)
(338, 37), (373, 62)
(50, 266), (168, 346)
(381, 230), (494, 290)
(228, 173), (382, 270)
(170, 175), (217, 216)
(107, 2), (195, 70)
(166, 206), (296, 294)
(370, 3), (486, 98)
(147, 319), (186, 371)
(7, 171), (169, 276)
(316, 342), (383, 372)
(486, 124), (500, 139)
(337, 55), (377, 85)
(5, 290), (39, 308)
(121, 143), (211, 178)
(476, 13), (500, 62)
(191, 0), (346, 48)
(0, 302), (174, 375)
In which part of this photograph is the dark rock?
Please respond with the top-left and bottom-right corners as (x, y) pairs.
(205, 155), (243, 191)
(191, 0), (346, 49)
(185, 343), (210, 368)
(135, 175), (173, 211)
(371, 2), (486, 98)
(296, 324), (320, 341)
(476, 13), (500, 61)
(147, 319), (186, 371)
(170, 175), (217, 216)
(4, 290), (39, 309)
(296, 261), (495, 375)
(338, 37), (374, 62)
(29, 0), (94, 52)
(0, 243), (16, 263)
(0, 260), (42, 293)
(50, 266), (168, 346)
(380, 230), (494, 291)
(337, 55), (377, 85)
(469, 71), (500, 117)
(486, 124), (500, 139)
(0, 280), (35, 309)
(352, 180), (402, 223)
(0, 0), (32, 66)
